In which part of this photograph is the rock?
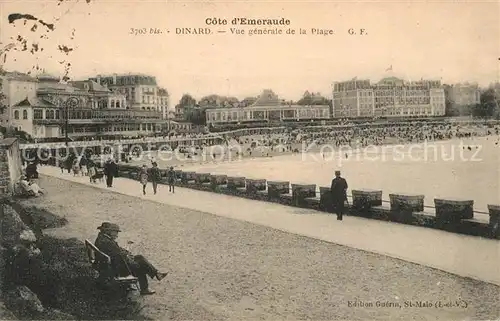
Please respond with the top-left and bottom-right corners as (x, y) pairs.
(1, 205), (29, 247)
(0, 301), (17, 320)
(4, 286), (45, 318)
(42, 308), (77, 320)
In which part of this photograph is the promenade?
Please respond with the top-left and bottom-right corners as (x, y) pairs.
(38, 165), (500, 286)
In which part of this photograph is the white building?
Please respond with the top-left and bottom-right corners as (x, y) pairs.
(206, 90), (330, 126)
(0, 71), (39, 127)
(5, 71), (163, 140)
(88, 74), (169, 119)
(444, 83), (481, 115)
(332, 77), (446, 118)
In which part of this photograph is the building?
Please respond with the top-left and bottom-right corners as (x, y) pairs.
(88, 73), (169, 119)
(7, 71), (164, 140)
(332, 77), (446, 118)
(0, 71), (39, 127)
(206, 90), (330, 126)
(444, 83), (481, 115)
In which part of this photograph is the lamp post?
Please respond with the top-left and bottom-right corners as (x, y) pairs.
(64, 97), (79, 146)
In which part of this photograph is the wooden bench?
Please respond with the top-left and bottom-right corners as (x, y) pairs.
(84, 239), (139, 290)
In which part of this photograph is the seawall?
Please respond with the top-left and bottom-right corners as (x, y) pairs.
(117, 164), (500, 240)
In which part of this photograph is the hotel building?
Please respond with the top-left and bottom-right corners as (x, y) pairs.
(88, 73), (169, 119)
(3, 71), (166, 140)
(332, 77), (446, 118)
(205, 89), (330, 126)
(444, 83), (481, 114)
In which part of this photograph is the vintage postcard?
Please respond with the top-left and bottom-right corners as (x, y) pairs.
(0, 0), (499, 320)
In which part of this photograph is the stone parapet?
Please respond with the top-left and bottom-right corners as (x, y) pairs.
(174, 170), (183, 180)
(194, 172), (211, 185)
(318, 186), (332, 211)
(182, 171), (196, 183)
(487, 204), (500, 239)
(352, 189), (383, 214)
(246, 179), (266, 194)
(0, 138), (22, 196)
(210, 175), (227, 189)
(226, 176), (245, 190)
(434, 198), (474, 223)
(267, 181), (290, 198)
(389, 193), (424, 222)
(291, 184), (316, 207)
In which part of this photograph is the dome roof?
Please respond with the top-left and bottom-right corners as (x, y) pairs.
(37, 71), (60, 82)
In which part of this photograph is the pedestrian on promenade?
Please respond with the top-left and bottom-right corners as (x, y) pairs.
(59, 159), (65, 173)
(72, 159), (80, 176)
(149, 162), (161, 195)
(104, 159), (117, 188)
(87, 159), (97, 183)
(94, 222), (168, 295)
(139, 164), (149, 195)
(79, 155), (88, 176)
(330, 170), (348, 221)
(167, 166), (175, 193)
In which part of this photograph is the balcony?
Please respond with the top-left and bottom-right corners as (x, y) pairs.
(33, 119), (62, 125)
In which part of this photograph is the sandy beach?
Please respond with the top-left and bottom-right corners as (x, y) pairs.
(21, 175), (500, 320)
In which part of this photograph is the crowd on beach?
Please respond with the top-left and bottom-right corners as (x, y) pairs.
(19, 121), (500, 189)
(156, 121), (500, 164)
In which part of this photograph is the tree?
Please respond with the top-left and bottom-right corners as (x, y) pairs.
(177, 94), (196, 108)
(198, 95), (240, 108)
(240, 97), (257, 107)
(471, 89), (498, 118)
(185, 108), (207, 125)
(297, 91), (329, 105)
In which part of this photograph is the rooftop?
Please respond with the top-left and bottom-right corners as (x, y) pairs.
(1, 71), (38, 82)
(0, 137), (18, 147)
(70, 80), (111, 92)
(13, 96), (57, 108)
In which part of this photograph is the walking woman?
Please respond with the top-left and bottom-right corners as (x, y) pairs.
(139, 164), (149, 195)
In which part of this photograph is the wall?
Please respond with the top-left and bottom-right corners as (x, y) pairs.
(0, 138), (22, 195)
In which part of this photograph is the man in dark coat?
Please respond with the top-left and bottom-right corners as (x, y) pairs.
(330, 170), (348, 220)
(94, 222), (168, 295)
(166, 166), (175, 193)
(149, 162), (161, 195)
(103, 159), (117, 187)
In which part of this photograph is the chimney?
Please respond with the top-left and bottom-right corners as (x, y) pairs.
(96, 74), (101, 84)
(113, 73), (117, 85)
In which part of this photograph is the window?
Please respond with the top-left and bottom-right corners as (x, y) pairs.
(14, 110), (19, 119)
(116, 101), (120, 108)
(55, 110), (60, 119)
(23, 110), (28, 119)
(33, 109), (43, 120)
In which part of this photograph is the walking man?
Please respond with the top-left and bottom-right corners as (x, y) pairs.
(149, 162), (161, 195)
(95, 222), (168, 295)
(167, 166), (175, 193)
(330, 170), (348, 220)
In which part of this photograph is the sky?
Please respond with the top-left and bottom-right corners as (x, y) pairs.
(0, 0), (499, 106)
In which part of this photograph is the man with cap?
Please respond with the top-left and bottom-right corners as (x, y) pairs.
(103, 158), (118, 188)
(330, 170), (348, 220)
(95, 222), (168, 295)
(166, 166), (176, 193)
(149, 162), (161, 195)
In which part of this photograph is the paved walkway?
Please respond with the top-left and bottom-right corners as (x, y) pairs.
(39, 166), (500, 286)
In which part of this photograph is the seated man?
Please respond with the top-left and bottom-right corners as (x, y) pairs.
(19, 176), (44, 197)
(94, 222), (168, 295)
